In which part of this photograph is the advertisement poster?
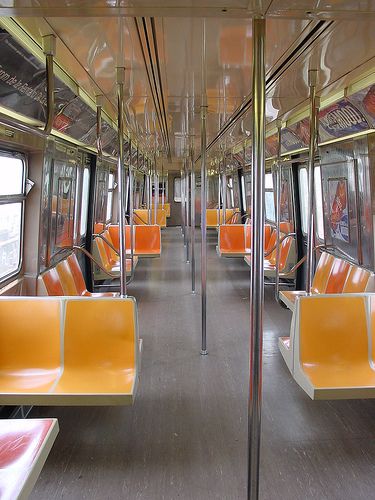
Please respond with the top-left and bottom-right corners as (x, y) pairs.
(319, 99), (370, 140)
(328, 177), (350, 243)
(0, 28), (47, 121)
(265, 133), (278, 157)
(280, 178), (290, 222)
(348, 85), (375, 127)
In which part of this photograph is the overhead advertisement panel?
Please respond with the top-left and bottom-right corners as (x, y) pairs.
(319, 98), (370, 141)
(0, 28), (47, 122)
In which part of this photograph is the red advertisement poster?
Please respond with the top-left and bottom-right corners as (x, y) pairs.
(328, 178), (349, 243)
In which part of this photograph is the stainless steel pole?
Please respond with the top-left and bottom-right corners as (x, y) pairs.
(223, 158), (227, 223)
(191, 148), (196, 293)
(116, 67), (127, 298)
(185, 157), (190, 263)
(248, 17), (265, 500)
(154, 157), (158, 225)
(148, 161), (152, 225)
(161, 163), (165, 209)
(128, 141), (135, 283)
(306, 69), (318, 294)
(217, 166), (221, 227)
(201, 19), (208, 355)
(274, 120), (282, 304)
(181, 167), (186, 239)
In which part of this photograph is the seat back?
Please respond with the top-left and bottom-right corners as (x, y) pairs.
(264, 224), (273, 249)
(42, 268), (64, 296)
(134, 225), (161, 255)
(325, 257), (350, 294)
(56, 260), (79, 295)
(0, 299), (61, 374)
(64, 298), (136, 372)
(67, 254), (87, 296)
(299, 295), (368, 369)
(343, 265), (373, 293)
(108, 225), (131, 252)
(311, 252), (334, 294)
(267, 236), (294, 271)
(92, 237), (111, 272)
(206, 209), (218, 227)
(265, 230), (277, 255)
(101, 230), (119, 265)
(219, 225), (245, 254)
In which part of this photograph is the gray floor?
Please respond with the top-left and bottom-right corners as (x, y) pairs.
(31, 227), (375, 500)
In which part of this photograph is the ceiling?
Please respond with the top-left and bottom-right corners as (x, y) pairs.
(3, 1), (375, 165)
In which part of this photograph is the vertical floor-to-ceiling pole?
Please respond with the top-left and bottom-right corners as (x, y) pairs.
(185, 157), (190, 263)
(161, 163), (165, 209)
(191, 148), (196, 293)
(222, 158), (227, 223)
(306, 69), (318, 293)
(154, 155), (158, 226)
(274, 120), (282, 304)
(200, 19), (208, 356)
(247, 17), (265, 500)
(181, 166), (186, 239)
(116, 66), (127, 298)
(148, 160), (152, 225)
(128, 141), (135, 283)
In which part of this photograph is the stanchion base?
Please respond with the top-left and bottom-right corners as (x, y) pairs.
(200, 349), (208, 356)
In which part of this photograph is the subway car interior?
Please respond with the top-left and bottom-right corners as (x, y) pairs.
(0, 2), (375, 499)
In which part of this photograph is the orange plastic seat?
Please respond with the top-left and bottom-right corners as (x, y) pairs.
(0, 418), (59, 499)
(67, 254), (118, 298)
(42, 268), (64, 296)
(56, 259), (79, 295)
(325, 257), (350, 293)
(163, 202), (171, 217)
(0, 297), (140, 406)
(279, 251), (335, 311)
(343, 265), (373, 292)
(244, 234), (295, 278)
(0, 299), (61, 398)
(291, 295), (375, 400)
(217, 224), (246, 257)
(134, 225), (161, 257)
(92, 237), (137, 280)
(134, 209), (166, 227)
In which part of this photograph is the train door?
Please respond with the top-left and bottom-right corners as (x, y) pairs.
(168, 170), (181, 226)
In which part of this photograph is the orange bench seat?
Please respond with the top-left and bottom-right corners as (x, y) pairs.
(38, 253), (118, 297)
(279, 252), (375, 311)
(108, 224), (161, 258)
(0, 297), (140, 405)
(282, 294), (375, 400)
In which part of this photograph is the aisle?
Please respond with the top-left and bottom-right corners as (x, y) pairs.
(30, 227), (375, 500)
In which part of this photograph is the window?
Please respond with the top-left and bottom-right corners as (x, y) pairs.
(314, 166), (324, 240)
(299, 168), (308, 234)
(0, 154), (25, 282)
(265, 173), (275, 222)
(80, 168), (90, 236)
(106, 172), (114, 221)
(174, 177), (181, 202)
(241, 175), (246, 211)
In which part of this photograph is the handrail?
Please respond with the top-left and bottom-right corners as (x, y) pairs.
(42, 35), (56, 135)
(264, 232), (296, 258)
(133, 211), (149, 225)
(279, 255), (307, 277)
(93, 233), (121, 256)
(72, 246), (118, 278)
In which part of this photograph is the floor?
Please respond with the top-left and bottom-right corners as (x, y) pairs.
(31, 227), (375, 500)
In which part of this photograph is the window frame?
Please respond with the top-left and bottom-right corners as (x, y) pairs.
(105, 171), (115, 223)
(0, 150), (26, 284)
(298, 166), (309, 235)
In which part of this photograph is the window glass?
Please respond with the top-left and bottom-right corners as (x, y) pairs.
(265, 191), (275, 222)
(106, 192), (113, 221)
(108, 173), (114, 189)
(314, 165), (324, 240)
(0, 156), (24, 195)
(80, 168), (90, 236)
(299, 168), (308, 234)
(241, 175), (246, 210)
(265, 172), (273, 189)
(0, 202), (22, 280)
(174, 177), (181, 202)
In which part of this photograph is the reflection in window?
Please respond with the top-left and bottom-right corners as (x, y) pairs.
(174, 177), (181, 202)
(299, 168), (308, 234)
(314, 166), (324, 240)
(80, 168), (90, 236)
(0, 153), (25, 282)
(106, 173), (114, 222)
